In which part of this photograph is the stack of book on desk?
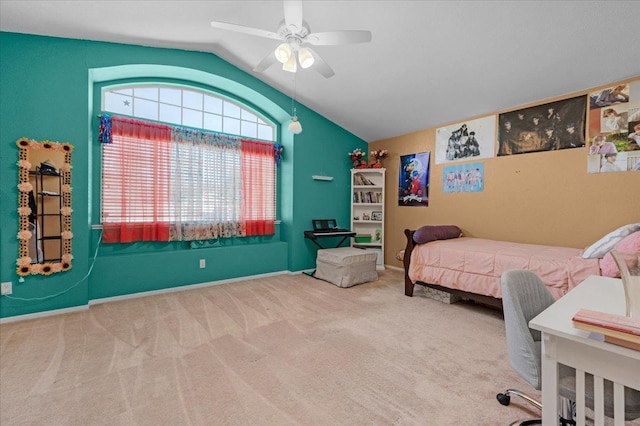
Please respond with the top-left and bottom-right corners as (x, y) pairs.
(572, 309), (640, 351)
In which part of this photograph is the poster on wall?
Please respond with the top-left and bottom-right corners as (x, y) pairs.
(398, 152), (430, 206)
(498, 95), (587, 156)
(435, 115), (496, 164)
(587, 79), (640, 173)
(442, 162), (484, 193)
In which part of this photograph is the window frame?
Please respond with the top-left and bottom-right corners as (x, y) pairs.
(95, 80), (280, 237)
(101, 82), (277, 142)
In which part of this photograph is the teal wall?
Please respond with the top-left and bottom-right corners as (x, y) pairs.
(0, 32), (367, 319)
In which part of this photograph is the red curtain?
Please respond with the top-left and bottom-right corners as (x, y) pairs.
(241, 139), (276, 236)
(102, 223), (171, 243)
(102, 116), (172, 243)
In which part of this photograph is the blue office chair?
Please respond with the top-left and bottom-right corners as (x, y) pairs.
(496, 269), (640, 425)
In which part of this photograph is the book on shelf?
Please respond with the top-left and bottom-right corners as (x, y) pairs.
(572, 309), (640, 351)
(353, 191), (382, 203)
(353, 172), (374, 185)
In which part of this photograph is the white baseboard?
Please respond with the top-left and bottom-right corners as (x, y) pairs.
(1, 267), (400, 324)
(2, 270), (298, 323)
(90, 270), (292, 306)
(384, 264), (404, 272)
(0, 305), (89, 324)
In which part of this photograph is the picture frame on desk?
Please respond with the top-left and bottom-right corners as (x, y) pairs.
(371, 211), (382, 221)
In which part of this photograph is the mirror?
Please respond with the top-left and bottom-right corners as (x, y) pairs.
(17, 137), (73, 276)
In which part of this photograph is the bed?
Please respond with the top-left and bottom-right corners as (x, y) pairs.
(402, 224), (640, 307)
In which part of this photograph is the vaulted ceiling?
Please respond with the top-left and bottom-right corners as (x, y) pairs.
(1, 1), (639, 142)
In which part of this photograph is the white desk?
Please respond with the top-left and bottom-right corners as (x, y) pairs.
(530, 275), (640, 426)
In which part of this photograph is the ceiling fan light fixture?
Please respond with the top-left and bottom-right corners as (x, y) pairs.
(282, 54), (297, 73)
(275, 42), (291, 64)
(297, 47), (315, 69)
(288, 115), (302, 134)
(210, 0), (371, 78)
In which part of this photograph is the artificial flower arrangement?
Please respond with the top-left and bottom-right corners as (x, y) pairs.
(349, 148), (367, 169)
(369, 149), (389, 168)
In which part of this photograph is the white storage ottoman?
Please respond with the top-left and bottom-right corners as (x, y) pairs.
(315, 247), (378, 288)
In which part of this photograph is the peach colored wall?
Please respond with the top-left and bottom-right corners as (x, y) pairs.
(371, 78), (640, 269)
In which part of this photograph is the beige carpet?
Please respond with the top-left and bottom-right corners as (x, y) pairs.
(0, 269), (586, 425)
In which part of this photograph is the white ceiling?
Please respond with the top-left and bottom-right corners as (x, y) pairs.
(1, 1), (639, 142)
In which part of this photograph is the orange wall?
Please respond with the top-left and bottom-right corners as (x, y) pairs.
(371, 77), (640, 269)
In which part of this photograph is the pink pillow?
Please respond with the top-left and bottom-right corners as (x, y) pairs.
(600, 231), (640, 277)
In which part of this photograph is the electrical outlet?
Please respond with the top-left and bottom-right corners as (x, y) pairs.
(199, 259), (206, 269)
(1, 282), (12, 295)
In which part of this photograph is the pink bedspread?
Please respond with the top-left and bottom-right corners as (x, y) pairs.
(408, 237), (601, 300)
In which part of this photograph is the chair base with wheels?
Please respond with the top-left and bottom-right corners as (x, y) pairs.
(497, 388), (542, 426)
(496, 388), (576, 426)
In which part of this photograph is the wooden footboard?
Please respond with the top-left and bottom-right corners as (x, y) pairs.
(403, 229), (417, 296)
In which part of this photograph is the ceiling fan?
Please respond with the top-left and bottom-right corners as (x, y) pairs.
(210, 0), (372, 78)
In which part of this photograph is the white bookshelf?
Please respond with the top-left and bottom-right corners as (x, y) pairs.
(351, 168), (385, 269)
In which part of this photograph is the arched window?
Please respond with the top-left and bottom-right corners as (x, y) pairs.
(103, 85), (275, 141)
(99, 84), (277, 243)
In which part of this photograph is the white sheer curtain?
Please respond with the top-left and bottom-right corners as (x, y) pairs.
(168, 128), (246, 241)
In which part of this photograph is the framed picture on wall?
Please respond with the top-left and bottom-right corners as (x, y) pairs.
(398, 152), (430, 207)
(435, 115), (496, 164)
(442, 162), (484, 193)
(498, 95), (587, 156)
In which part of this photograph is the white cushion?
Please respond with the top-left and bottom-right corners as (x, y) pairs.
(582, 223), (640, 259)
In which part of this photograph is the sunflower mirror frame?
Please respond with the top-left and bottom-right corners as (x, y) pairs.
(16, 137), (73, 276)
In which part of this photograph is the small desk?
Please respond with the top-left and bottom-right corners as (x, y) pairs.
(530, 275), (640, 425)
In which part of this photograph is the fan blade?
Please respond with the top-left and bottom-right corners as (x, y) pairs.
(283, 0), (303, 33)
(305, 47), (335, 78)
(306, 30), (372, 46)
(210, 21), (281, 41)
(253, 51), (278, 73)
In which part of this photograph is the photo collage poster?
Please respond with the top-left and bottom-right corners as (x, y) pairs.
(442, 162), (484, 193)
(398, 152), (430, 207)
(435, 115), (496, 165)
(587, 79), (640, 173)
